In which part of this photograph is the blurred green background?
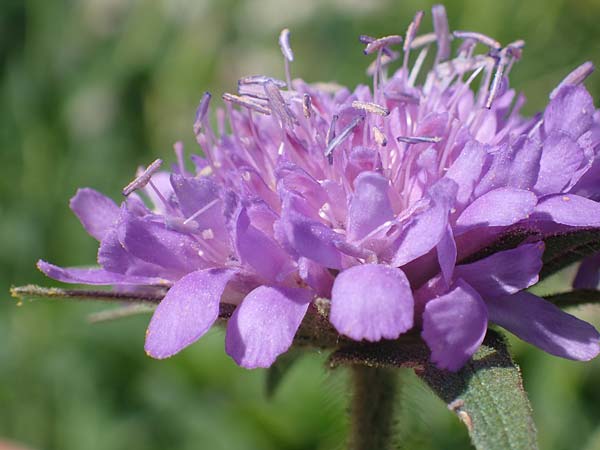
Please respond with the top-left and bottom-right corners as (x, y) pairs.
(2, 0), (600, 449)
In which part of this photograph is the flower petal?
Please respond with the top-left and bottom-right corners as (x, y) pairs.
(574, 254), (600, 289)
(544, 84), (594, 139)
(118, 212), (207, 274)
(98, 228), (173, 279)
(422, 279), (488, 371)
(347, 171), (394, 242)
(298, 257), (334, 297)
(145, 269), (236, 359)
(234, 207), (293, 283)
(69, 188), (120, 241)
(534, 132), (584, 195)
(330, 264), (414, 341)
(444, 140), (488, 207)
(37, 260), (168, 286)
(454, 243), (543, 298)
(533, 194), (600, 226)
(487, 291), (600, 361)
(437, 224), (456, 285)
(277, 192), (344, 269)
(225, 286), (312, 368)
(389, 178), (457, 267)
(169, 174), (228, 242)
(455, 187), (537, 232)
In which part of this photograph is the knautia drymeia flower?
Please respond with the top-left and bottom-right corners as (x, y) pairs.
(38, 5), (600, 371)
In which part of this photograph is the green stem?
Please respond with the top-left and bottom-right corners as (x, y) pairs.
(349, 366), (398, 450)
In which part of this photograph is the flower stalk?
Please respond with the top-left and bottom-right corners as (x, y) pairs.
(349, 366), (398, 450)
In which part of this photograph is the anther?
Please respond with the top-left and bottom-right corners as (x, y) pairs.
(264, 80), (296, 127)
(363, 35), (403, 55)
(238, 75), (286, 87)
(452, 31), (501, 51)
(325, 115), (364, 161)
(550, 61), (594, 99)
(193, 92), (211, 136)
(397, 136), (442, 144)
(122, 159), (163, 196)
(222, 93), (271, 115)
(372, 126), (387, 146)
(352, 100), (390, 116)
(303, 93), (312, 118)
(432, 5), (451, 62)
(279, 28), (294, 89)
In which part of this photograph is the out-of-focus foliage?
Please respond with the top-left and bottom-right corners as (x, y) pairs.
(2, 0), (600, 449)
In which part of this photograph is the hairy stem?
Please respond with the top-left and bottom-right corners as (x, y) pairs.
(349, 366), (398, 450)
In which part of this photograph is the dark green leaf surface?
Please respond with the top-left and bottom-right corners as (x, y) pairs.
(420, 331), (538, 450)
(541, 228), (600, 280)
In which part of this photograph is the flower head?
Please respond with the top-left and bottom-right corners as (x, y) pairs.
(39, 5), (600, 371)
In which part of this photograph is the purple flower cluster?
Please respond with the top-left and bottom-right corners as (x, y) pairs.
(39, 6), (600, 371)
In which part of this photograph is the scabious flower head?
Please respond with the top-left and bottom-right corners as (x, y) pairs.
(38, 5), (600, 371)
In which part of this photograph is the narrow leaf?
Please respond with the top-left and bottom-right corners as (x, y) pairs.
(543, 289), (600, 308)
(10, 284), (164, 304)
(419, 330), (538, 450)
(87, 304), (156, 323)
(265, 350), (302, 398)
(541, 228), (600, 279)
(9, 284), (236, 318)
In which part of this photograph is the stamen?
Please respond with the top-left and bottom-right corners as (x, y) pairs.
(550, 61), (594, 99)
(238, 75), (286, 87)
(403, 10), (425, 72)
(173, 141), (185, 175)
(432, 5), (451, 63)
(366, 52), (399, 77)
(404, 10), (424, 52)
(279, 28), (294, 62)
(122, 159), (163, 196)
(166, 216), (199, 233)
(351, 100), (390, 116)
(410, 33), (437, 49)
(359, 35), (397, 58)
(485, 50), (508, 109)
(407, 45), (430, 87)
(326, 114), (338, 146)
(325, 115), (364, 161)
(193, 92), (211, 136)
(148, 180), (172, 213)
(279, 28), (294, 89)
(222, 93), (271, 115)
(303, 93), (312, 118)
(384, 89), (420, 104)
(363, 35), (403, 55)
(452, 31), (501, 50)
(506, 39), (525, 52)
(264, 80), (296, 127)
(397, 136), (442, 144)
(202, 228), (215, 240)
(372, 126), (387, 146)
(182, 198), (220, 225)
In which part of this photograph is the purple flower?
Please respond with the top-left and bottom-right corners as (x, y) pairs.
(39, 5), (600, 371)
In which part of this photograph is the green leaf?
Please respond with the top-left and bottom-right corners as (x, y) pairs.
(543, 289), (600, 308)
(419, 330), (538, 450)
(540, 228), (600, 280)
(265, 350), (302, 398)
